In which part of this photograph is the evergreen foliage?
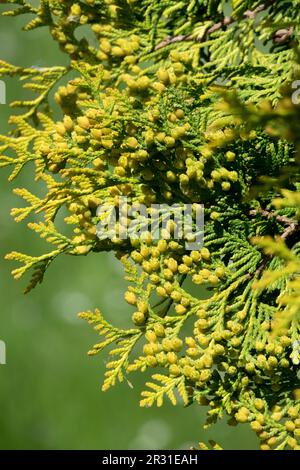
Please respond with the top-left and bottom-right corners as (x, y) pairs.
(1, 0), (300, 449)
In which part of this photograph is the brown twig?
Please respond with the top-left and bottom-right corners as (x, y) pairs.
(250, 208), (299, 276)
(249, 208), (298, 239)
(273, 27), (294, 44)
(155, 34), (193, 51)
(254, 256), (270, 278)
(244, 3), (270, 20)
(154, 17), (233, 51)
(155, 1), (275, 51)
(281, 220), (298, 240)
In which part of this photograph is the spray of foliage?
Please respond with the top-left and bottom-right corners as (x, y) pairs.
(1, 0), (300, 450)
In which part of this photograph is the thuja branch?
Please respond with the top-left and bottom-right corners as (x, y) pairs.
(1, 0), (300, 452)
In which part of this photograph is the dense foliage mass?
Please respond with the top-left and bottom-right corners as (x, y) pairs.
(1, 0), (300, 450)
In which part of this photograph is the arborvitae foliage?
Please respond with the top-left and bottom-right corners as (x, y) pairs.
(1, 0), (300, 450)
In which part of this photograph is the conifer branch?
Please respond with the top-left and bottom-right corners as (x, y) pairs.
(1, 0), (300, 451)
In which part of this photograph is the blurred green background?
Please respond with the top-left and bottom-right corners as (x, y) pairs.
(0, 9), (258, 450)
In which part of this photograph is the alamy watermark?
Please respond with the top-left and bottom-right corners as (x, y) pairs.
(0, 80), (6, 104)
(0, 340), (6, 365)
(290, 340), (300, 365)
(96, 198), (204, 250)
(292, 80), (300, 104)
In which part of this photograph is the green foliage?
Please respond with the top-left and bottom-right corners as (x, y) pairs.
(1, 0), (300, 450)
